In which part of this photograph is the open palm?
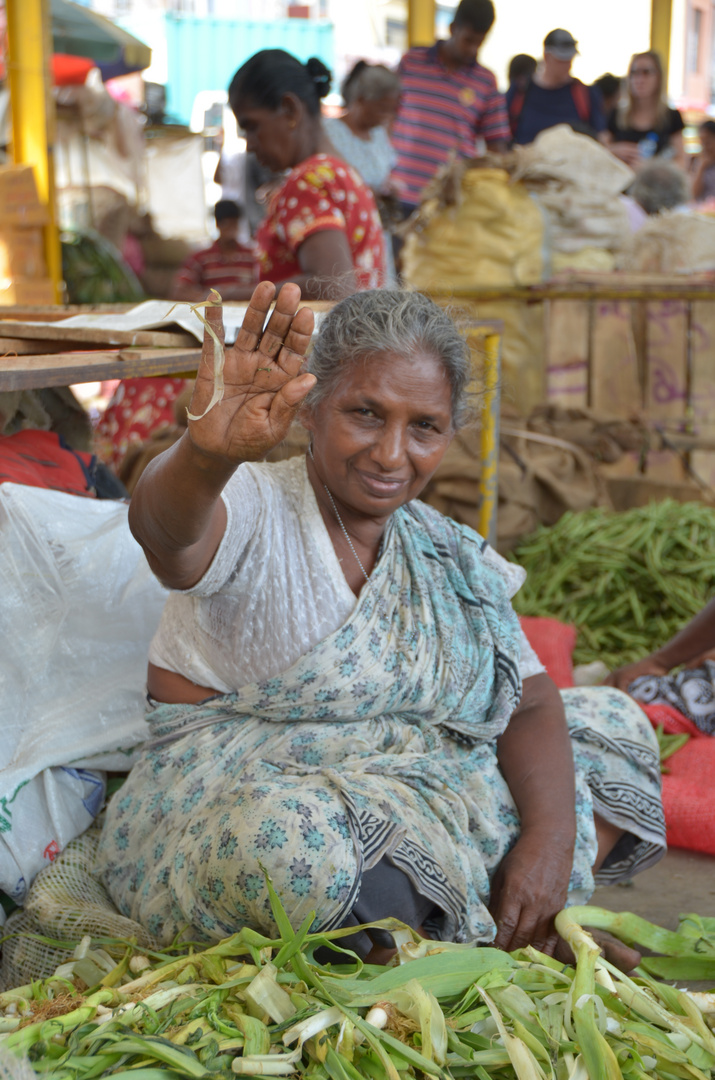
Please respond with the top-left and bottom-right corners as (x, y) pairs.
(187, 281), (316, 463)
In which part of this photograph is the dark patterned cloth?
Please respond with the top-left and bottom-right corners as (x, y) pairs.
(631, 661), (715, 735)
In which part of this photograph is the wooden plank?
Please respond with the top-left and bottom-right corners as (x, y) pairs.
(590, 300), (641, 418)
(0, 348), (201, 391)
(0, 321), (197, 348)
(0, 304), (134, 322)
(689, 299), (715, 491)
(0, 337), (73, 355)
(544, 299), (589, 409)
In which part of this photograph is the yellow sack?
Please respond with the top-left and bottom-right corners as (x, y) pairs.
(401, 167), (546, 412)
(401, 167), (544, 289)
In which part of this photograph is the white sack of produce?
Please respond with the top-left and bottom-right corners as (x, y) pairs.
(0, 483), (166, 905)
(512, 124), (635, 264)
(620, 209), (715, 272)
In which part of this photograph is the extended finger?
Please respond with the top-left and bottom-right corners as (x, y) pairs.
(190, 299), (227, 418)
(493, 898), (540, 952)
(273, 306), (315, 376)
(539, 929), (561, 957)
(529, 912), (560, 955)
(198, 300), (225, 375)
(267, 373), (317, 435)
(256, 282), (304, 361)
(233, 281), (278, 353)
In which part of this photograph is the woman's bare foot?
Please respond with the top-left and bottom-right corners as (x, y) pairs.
(555, 927), (641, 973)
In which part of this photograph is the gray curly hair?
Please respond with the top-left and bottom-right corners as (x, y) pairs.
(305, 289), (473, 429)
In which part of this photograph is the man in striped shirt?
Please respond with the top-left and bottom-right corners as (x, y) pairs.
(391, 0), (509, 213)
(172, 200), (258, 301)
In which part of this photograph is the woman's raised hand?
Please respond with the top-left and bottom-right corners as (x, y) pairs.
(187, 281), (316, 464)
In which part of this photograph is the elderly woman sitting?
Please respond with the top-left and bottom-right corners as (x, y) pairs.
(98, 283), (665, 962)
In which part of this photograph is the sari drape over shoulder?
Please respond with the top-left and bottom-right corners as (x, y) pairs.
(98, 501), (665, 946)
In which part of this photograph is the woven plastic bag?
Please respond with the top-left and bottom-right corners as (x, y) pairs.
(0, 825), (156, 990)
(0, 483), (166, 903)
(401, 164), (547, 412)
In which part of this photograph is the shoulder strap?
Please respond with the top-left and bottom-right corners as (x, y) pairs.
(570, 80), (592, 123)
(508, 80), (531, 137)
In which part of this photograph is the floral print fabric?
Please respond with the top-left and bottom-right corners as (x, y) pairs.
(94, 377), (189, 471)
(255, 154), (386, 288)
(97, 502), (665, 947)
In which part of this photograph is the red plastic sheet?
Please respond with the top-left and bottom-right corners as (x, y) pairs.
(519, 615), (576, 689)
(519, 616), (715, 857)
(0, 430), (94, 496)
(640, 703), (715, 856)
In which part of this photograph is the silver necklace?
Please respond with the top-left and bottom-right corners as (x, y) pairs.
(309, 446), (370, 583)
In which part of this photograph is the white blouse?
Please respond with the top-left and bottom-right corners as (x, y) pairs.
(148, 456), (545, 693)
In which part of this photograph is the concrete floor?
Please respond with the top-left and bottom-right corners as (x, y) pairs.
(592, 846), (715, 928)
(591, 846), (715, 987)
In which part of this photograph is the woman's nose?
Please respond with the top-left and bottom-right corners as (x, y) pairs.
(370, 426), (407, 469)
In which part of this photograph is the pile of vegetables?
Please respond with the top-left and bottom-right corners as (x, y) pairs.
(2, 876), (715, 1080)
(509, 500), (715, 669)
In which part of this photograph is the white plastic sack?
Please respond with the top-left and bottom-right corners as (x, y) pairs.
(0, 484), (167, 901)
(513, 125), (635, 259)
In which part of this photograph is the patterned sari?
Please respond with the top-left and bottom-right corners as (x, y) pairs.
(97, 501), (665, 946)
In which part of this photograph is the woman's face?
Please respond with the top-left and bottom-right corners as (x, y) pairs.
(629, 58), (660, 100)
(353, 92), (401, 130)
(303, 350), (455, 521)
(232, 97), (296, 172)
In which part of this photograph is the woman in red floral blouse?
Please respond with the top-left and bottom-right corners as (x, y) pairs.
(228, 50), (386, 298)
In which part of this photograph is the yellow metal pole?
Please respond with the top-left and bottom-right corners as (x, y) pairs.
(478, 332), (501, 546)
(5, 0), (63, 303)
(407, 0), (436, 46)
(650, 0), (673, 89)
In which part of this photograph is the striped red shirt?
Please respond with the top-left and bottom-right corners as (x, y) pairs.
(391, 44), (510, 205)
(174, 240), (257, 294)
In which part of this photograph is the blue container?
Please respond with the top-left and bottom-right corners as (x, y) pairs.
(164, 15), (335, 126)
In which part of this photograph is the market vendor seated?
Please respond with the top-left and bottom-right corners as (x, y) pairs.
(97, 282), (666, 964)
(607, 597), (715, 735)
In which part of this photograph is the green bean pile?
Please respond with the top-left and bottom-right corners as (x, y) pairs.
(509, 500), (715, 669)
(2, 881), (715, 1080)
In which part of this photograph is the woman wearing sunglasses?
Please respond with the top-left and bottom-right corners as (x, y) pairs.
(605, 51), (686, 171)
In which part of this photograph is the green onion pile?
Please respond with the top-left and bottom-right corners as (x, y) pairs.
(509, 501), (715, 669)
(2, 875), (715, 1080)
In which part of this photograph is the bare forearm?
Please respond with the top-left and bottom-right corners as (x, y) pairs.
(496, 673), (576, 843)
(279, 270), (357, 300)
(128, 432), (236, 588)
(653, 596), (715, 668)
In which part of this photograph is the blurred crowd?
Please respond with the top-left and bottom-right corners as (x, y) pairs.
(83, 0), (715, 481)
(175, 0), (712, 308)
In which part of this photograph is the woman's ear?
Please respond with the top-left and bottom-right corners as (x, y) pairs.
(281, 93), (303, 129)
(298, 402), (316, 435)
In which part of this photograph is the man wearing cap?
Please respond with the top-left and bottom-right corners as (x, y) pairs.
(507, 29), (607, 145)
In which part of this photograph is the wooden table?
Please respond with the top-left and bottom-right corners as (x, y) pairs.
(0, 347), (202, 391)
(0, 302), (504, 543)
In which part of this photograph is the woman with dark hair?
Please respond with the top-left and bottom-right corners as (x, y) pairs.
(606, 51), (686, 170)
(227, 49), (386, 298)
